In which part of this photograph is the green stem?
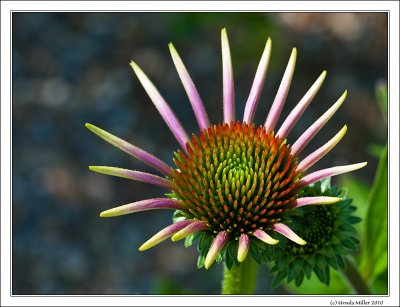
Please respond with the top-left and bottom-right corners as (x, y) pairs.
(343, 257), (371, 295)
(221, 257), (259, 294)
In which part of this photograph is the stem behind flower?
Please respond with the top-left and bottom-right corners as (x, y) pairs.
(221, 257), (259, 294)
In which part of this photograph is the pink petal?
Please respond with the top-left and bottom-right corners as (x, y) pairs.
(297, 162), (368, 189)
(221, 28), (235, 123)
(237, 234), (250, 262)
(243, 38), (272, 123)
(139, 219), (193, 251)
(130, 61), (190, 151)
(272, 223), (306, 245)
(297, 125), (347, 173)
(171, 220), (208, 241)
(264, 48), (297, 132)
(85, 123), (172, 176)
(290, 90), (347, 156)
(252, 229), (279, 245)
(205, 231), (229, 269)
(277, 70), (327, 138)
(100, 198), (186, 218)
(169, 43), (210, 130)
(292, 196), (342, 208)
(89, 166), (173, 189)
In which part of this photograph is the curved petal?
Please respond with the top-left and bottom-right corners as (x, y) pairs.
(85, 123), (172, 176)
(297, 162), (367, 189)
(130, 61), (190, 151)
(237, 234), (250, 262)
(296, 125), (347, 173)
(221, 28), (235, 123)
(100, 198), (186, 218)
(291, 90), (347, 156)
(139, 220), (193, 251)
(171, 220), (208, 241)
(277, 70), (327, 138)
(272, 223), (306, 245)
(265, 48), (297, 132)
(89, 166), (173, 189)
(243, 38), (272, 123)
(292, 196), (342, 208)
(205, 231), (229, 269)
(252, 229), (279, 245)
(169, 43), (210, 130)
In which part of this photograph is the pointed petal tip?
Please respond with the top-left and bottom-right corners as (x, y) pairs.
(270, 238), (279, 245)
(85, 122), (99, 133)
(359, 161), (368, 168)
(298, 239), (307, 245)
(129, 60), (137, 68)
(138, 244), (147, 252)
(99, 210), (111, 218)
(168, 42), (176, 53)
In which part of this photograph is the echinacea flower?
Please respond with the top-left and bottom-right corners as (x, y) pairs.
(267, 178), (361, 287)
(86, 28), (366, 269)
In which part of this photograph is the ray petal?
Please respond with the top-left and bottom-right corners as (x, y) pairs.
(85, 123), (172, 176)
(130, 61), (190, 151)
(221, 28), (235, 123)
(265, 48), (297, 132)
(171, 220), (208, 241)
(100, 198), (186, 218)
(139, 220), (193, 251)
(292, 196), (342, 208)
(291, 90), (347, 156)
(277, 70), (327, 138)
(272, 223), (306, 245)
(296, 162), (368, 189)
(297, 125), (347, 173)
(89, 166), (173, 189)
(237, 234), (250, 262)
(252, 229), (279, 245)
(243, 38), (272, 123)
(205, 231), (229, 269)
(169, 43), (210, 130)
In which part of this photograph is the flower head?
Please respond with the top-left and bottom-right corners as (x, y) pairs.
(86, 28), (366, 269)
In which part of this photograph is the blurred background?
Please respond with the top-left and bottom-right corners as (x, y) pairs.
(12, 12), (388, 294)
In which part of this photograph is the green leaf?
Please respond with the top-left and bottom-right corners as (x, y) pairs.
(295, 271), (304, 287)
(360, 146), (388, 282)
(336, 254), (345, 270)
(337, 175), (369, 234)
(303, 261), (312, 279)
(197, 253), (206, 268)
(287, 261), (297, 283)
(272, 269), (287, 289)
(284, 268), (351, 294)
(185, 231), (203, 248)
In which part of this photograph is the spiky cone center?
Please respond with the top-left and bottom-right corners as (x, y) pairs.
(170, 122), (300, 239)
(286, 205), (334, 255)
